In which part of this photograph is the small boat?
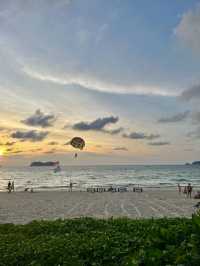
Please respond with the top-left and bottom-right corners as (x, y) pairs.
(54, 165), (61, 173)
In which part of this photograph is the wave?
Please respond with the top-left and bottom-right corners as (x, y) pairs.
(171, 178), (190, 182)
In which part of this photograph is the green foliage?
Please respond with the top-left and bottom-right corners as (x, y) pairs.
(0, 216), (199, 265)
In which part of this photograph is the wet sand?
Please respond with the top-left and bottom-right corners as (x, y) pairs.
(0, 189), (198, 224)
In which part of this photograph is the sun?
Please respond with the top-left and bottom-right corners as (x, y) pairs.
(0, 149), (4, 156)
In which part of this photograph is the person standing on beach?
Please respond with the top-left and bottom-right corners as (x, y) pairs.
(69, 181), (73, 192)
(178, 183), (181, 195)
(11, 181), (14, 192)
(187, 183), (192, 198)
(7, 181), (12, 193)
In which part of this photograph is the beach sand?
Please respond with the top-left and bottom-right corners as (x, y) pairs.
(0, 189), (198, 224)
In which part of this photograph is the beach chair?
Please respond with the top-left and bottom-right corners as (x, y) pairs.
(87, 187), (94, 193)
(118, 187), (127, 192)
(133, 187), (143, 192)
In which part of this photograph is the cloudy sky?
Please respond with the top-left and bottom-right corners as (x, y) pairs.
(0, 0), (200, 166)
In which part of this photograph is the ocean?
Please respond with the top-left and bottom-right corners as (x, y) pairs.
(0, 164), (200, 192)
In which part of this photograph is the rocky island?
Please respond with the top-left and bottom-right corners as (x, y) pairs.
(192, 161), (200, 165)
(185, 161), (200, 166)
(30, 161), (59, 167)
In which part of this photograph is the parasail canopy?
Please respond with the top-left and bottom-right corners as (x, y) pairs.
(69, 137), (85, 150)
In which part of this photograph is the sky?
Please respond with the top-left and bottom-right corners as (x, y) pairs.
(0, 0), (200, 166)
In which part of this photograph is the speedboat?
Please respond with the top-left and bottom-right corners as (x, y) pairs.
(54, 165), (61, 173)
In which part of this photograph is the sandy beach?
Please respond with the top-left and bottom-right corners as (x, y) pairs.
(0, 189), (198, 224)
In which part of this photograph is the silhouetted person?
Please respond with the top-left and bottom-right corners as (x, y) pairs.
(178, 183), (181, 195)
(11, 181), (14, 192)
(7, 181), (12, 193)
(187, 183), (192, 198)
(69, 181), (73, 192)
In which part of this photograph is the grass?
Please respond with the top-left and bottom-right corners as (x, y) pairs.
(0, 216), (200, 265)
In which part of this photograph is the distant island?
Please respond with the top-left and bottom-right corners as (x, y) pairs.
(185, 161), (200, 166)
(30, 161), (59, 167)
(192, 161), (200, 165)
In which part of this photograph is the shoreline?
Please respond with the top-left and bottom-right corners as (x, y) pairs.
(1, 184), (200, 193)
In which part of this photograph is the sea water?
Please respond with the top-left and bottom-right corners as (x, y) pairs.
(0, 164), (200, 191)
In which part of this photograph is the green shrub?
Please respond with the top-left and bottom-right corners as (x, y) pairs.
(0, 217), (199, 265)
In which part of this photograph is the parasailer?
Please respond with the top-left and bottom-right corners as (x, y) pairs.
(67, 137), (85, 158)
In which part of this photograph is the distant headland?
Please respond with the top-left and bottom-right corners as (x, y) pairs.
(185, 161), (200, 166)
(30, 161), (59, 167)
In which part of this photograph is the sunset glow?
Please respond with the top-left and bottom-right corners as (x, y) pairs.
(0, 1), (199, 166)
(0, 149), (4, 157)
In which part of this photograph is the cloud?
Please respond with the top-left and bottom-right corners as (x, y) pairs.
(29, 148), (43, 152)
(113, 147), (128, 151)
(44, 149), (56, 154)
(48, 141), (59, 145)
(149, 141), (170, 146)
(10, 150), (23, 154)
(175, 5), (200, 53)
(0, 126), (10, 132)
(23, 67), (177, 97)
(180, 85), (200, 101)
(103, 127), (124, 135)
(22, 109), (56, 128)
(0, 141), (16, 146)
(72, 116), (119, 131)
(5, 141), (16, 146)
(11, 130), (48, 142)
(123, 132), (160, 140)
(158, 111), (190, 123)
(6, 148), (13, 152)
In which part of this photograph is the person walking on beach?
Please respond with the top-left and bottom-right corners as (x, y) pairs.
(7, 181), (12, 193)
(178, 183), (181, 195)
(187, 183), (192, 198)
